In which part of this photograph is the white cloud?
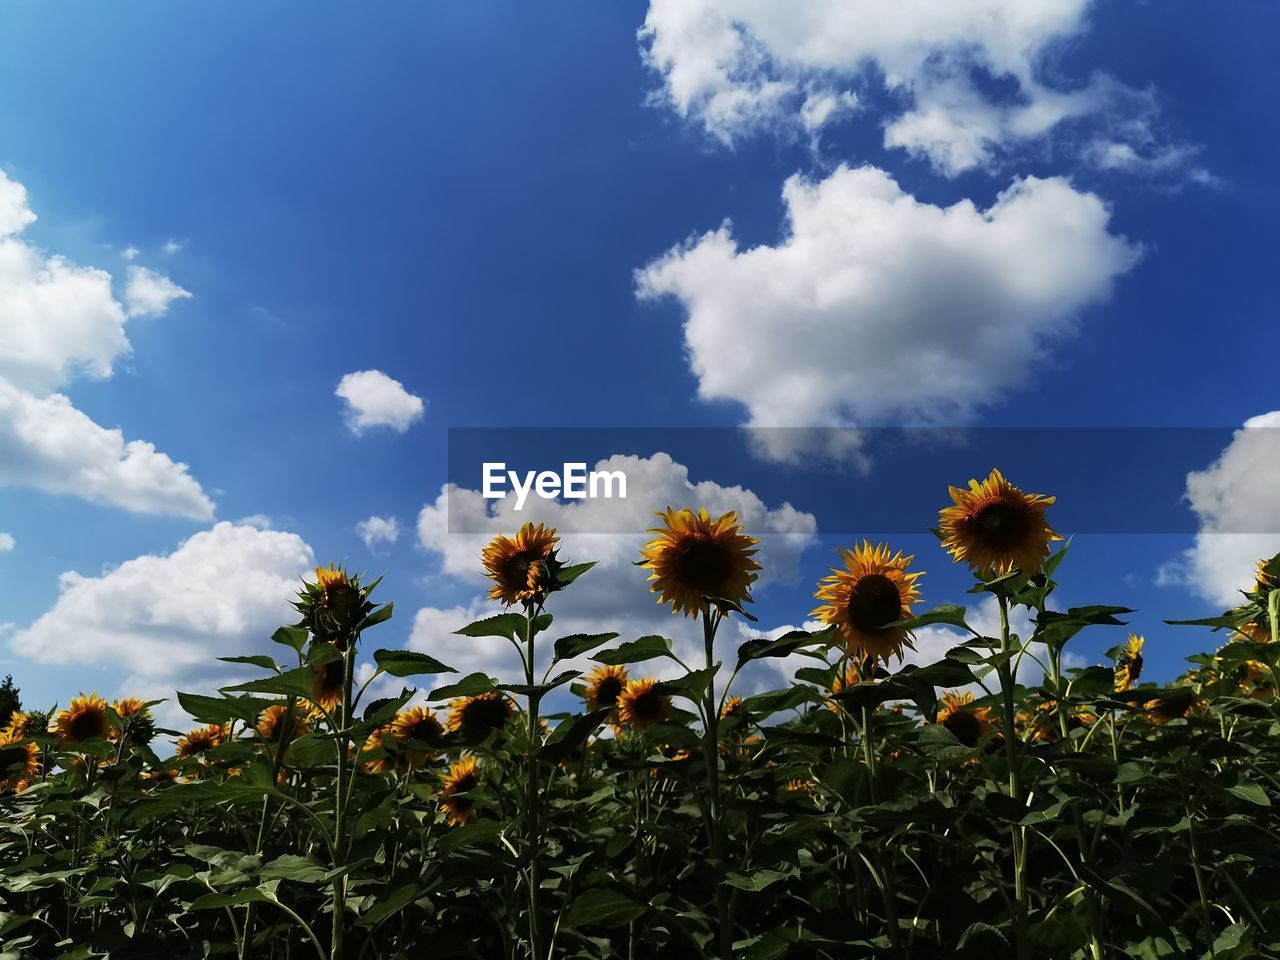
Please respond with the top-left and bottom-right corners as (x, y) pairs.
(0, 378), (214, 520)
(0, 533), (13, 553)
(412, 452), (818, 683)
(121, 246), (140, 261)
(357, 515), (400, 551)
(639, 0), (1200, 177)
(336, 370), (425, 435)
(124, 265), (192, 319)
(12, 522), (315, 725)
(637, 166), (1138, 459)
(162, 239), (183, 255)
(1159, 413), (1280, 607)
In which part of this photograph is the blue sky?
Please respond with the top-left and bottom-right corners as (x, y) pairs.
(1, 1), (1277, 721)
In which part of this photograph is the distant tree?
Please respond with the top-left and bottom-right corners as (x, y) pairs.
(0, 674), (20, 728)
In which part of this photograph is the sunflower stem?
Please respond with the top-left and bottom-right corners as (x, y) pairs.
(702, 608), (733, 959)
(995, 591), (1030, 960)
(524, 601), (545, 960)
(331, 641), (356, 960)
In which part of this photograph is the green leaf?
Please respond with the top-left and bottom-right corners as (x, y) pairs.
(176, 692), (267, 726)
(538, 710), (609, 765)
(259, 854), (329, 884)
(436, 819), (502, 856)
(723, 868), (795, 892)
(358, 883), (419, 929)
(454, 613), (526, 640)
(222, 666), (316, 701)
(562, 888), (646, 929)
(217, 655), (279, 671)
(736, 629), (828, 668)
(373, 649), (456, 678)
(1228, 782), (1270, 806)
(897, 603), (970, 631)
(271, 625), (309, 652)
(554, 561), (596, 588)
(660, 666), (717, 701)
(428, 672), (498, 701)
(358, 602), (394, 631)
(553, 632), (619, 661)
(593, 635), (673, 666)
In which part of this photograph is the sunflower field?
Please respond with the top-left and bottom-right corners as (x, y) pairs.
(2, 470), (1279, 959)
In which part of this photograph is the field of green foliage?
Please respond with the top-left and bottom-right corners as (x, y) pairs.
(2, 470), (1278, 959)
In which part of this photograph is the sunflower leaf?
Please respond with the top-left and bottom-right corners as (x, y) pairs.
(895, 603), (970, 631)
(553, 632), (620, 662)
(453, 614), (526, 640)
(428, 672), (498, 701)
(562, 888), (646, 929)
(554, 562), (596, 588)
(270, 625), (309, 652)
(372, 649), (456, 678)
(592, 635), (674, 666)
(217, 655), (279, 671)
(221, 667), (316, 702)
(538, 709), (610, 765)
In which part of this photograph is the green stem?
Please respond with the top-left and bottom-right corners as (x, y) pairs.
(525, 602), (544, 960)
(331, 643), (356, 960)
(702, 609), (732, 959)
(996, 592), (1030, 960)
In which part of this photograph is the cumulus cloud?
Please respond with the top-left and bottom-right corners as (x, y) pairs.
(639, 0), (1200, 178)
(637, 166), (1138, 458)
(410, 452), (818, 682)
(1158, 413), (1280, 606)
(336, 370), (425, 434)
(12, 522), (315, 724)
(0, 533), (13, 553)
(0, 169), (211, 518)
(124, 265), (192, 318)
(357, 514), (400, 551)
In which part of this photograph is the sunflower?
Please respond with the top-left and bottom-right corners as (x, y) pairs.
(439, 755), (482, 827)
(826, 661), (863, 713)
(1026, 700), (1096, 742)
(1143, 689), (1206, 725)
(1114, 634), (1145, 692)
(583, 664), (629, 722)
(391, 706), (445, 768)
(640, 508), (760, 618)
(617, 677), (671, 731)
(720, 696), (745, 721)
(176, 724), (226, 760)
(54, 693), (111, 743)
(446, 693), (514, 740)
(0, 730), (39, 793)
(935, 691), (995, 748)
(939, 469), (1060, 575)
(783, 778), (815, 797)
(3, 710), (35, 741)
(311, 648), (346, 711)
(481, 522), (560, 606)
(1240, 660), (1275, 699)
(257, 704), (310, 743)
(811, 542), (923, 664)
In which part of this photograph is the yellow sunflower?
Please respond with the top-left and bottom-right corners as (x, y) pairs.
(439, 755), (482, 826)
(1114, 634), (1145, 692)
(481, 522), (560, 606)
(446, 693), (514, 740)
(176, 724), (226, 760)
(640, 508), (760, 618)
(826, 661), (862, 713)
(391, 706), (445, 768)
(939, 469), (1060, 575)
(54, 693), (111, 743)
(783, 777), (815, 797)
(311, 648), (346, 711)
(3, 710), (35, 741)
(617, 677), (671, 731)
(811, 542), (923, 664)
(0, 729), (39, 793)
(583, 664), (630, 716)
(936, 691), (995, 748)
(256, 704), (310, 743)
(720, 696), (745, 721)
(1143, 689), (1206, 725)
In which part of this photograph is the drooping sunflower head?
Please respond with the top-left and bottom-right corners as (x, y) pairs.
(826, 661), (863, 713)
(584, 664), (629, 715)
(617, 677), (671, 732)
(939, 469), (1060, 576)
(54, 693), (111, 743)
(311, 648), (346, 711)
(1114, 634), (1145, 692)
(439, 755), (482, 827)
(1143, 688), (1206, 725)
(811, 542), (923, 664)
(1026, 699), (1097, 742)
(0, 729), (39, 793)
(294, 564), (372, 643)
(256, 704), (310, 743)
(109, 697), (156, 746)
(446, 693), (514, 741)
(640, 508), (760, 619)
(176, 723), (227, 760)
(935, 691), (995, 748)
(720, 696), (746, 721)
(481, 522), (561, 606)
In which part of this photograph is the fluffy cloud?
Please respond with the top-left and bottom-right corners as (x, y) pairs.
(1159, 413), (1280, 606)
(0, 533), (13, 553)
(357, 514), (400, 551)
(125, 265), (192, 318)
(0, 169), (211, 518)
(637, 166), (1138, 459)
(0, 379), (213, 519)
(13, 522), (315, 723)
(411, 452), (818, 682)
(336, 370), (425, 434)
(639, 0), (1197, 177)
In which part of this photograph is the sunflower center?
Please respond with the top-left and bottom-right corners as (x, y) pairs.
(502, 552), (538, 588)
(943, 710), (983, 747)
(674, 536), (733, 596)
(846, 574), (903, 633)
(972, 500), (1030, 550)
(0, 745), (27, 770)
(463, 698), (509, 733)
(409, 719), (441, 743)
(68, 710), (107, 742)
(631, 690), (664, 722)
(595, 677), (624, 707)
